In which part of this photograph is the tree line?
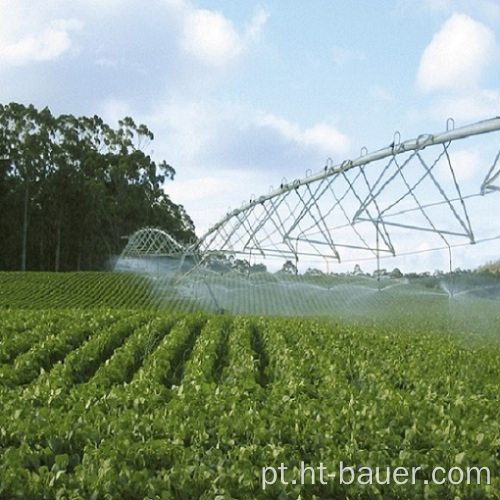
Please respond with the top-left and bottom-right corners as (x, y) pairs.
(0, 103), (196, 271)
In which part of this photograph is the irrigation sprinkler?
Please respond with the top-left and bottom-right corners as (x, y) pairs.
(117, 118), (500, 314)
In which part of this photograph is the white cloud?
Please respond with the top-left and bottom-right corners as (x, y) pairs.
(127, 97), (352, 236)
(180, 5), (268, 68)
(140, 96), (351, 176)
(166, 177), (240, 204)
(0, 0), (269, 109)
(101, 98), (134, 124)
(257, 114), (351, 157)
(426, 89), (500, 122)
(437, 149), (481, 183)
(141, 98), (219, 167)
(303, 124), (351, 155)
(244, 7), (269, 44)
(397, 0), (500, 23)
(181, 9), (242, 67)
(0, 7), (81, 66)
(417, 13), (497, 93)
(449, 150), (481, 182)
(163, 170), (271, 236)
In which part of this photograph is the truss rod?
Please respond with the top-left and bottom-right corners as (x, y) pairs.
(196, 117), (500, 247)
(356, 218), (474, 239)
(287, 236), (394, 253)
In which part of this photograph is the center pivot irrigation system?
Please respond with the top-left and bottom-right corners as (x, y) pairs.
(121, 117), (500, 277)
(193, 116), (500, 273)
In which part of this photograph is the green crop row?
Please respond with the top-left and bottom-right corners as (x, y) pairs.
(1, 310), (500, 498)
(0, 272), (200, 311)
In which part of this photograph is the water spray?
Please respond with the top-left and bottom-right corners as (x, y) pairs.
(115, 118), (500, 325)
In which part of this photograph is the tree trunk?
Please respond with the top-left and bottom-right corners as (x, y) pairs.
(55, 208), (63, 272)
(77, 240), (82, 271)
(21, 183), (29, 271)
(39, 225), (44, 270)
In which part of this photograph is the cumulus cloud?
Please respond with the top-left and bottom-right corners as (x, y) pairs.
(139, 97), (351, 180)
(0, 0), (346, 236)
(417, 13), (497, 92)
(181, 7), (268, 68)
(0, 19), (81, 65)
(257, 114), (351, 158)
(181, 9), (242, 67)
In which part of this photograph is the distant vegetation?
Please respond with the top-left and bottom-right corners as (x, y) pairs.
(201, 254), (500, 301)
(0, 103), (195, 272)
(477, 259), (500, 274)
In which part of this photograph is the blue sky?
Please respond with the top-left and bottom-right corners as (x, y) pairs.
(1, 0), (500, 271)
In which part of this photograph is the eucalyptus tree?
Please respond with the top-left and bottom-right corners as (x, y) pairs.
(0, 103), (56, 270)
(0, 103), (196, 271)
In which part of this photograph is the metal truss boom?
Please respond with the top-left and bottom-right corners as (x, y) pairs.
(198, 117), (500, 246)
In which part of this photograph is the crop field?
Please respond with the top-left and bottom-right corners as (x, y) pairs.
(1, 272), (500, 499)
(0, 272), (177, 311)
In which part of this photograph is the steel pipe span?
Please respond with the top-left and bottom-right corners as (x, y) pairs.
(196, 116), (500, 247)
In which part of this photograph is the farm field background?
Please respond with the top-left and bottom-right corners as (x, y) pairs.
(1, 271), (500, 499)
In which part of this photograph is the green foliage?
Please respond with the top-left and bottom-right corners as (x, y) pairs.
(1, 273), (500, 497)
(0, 102), (196, 271)
(0, 308), (499, 497)
(477, 259), (500, 274)
(0, 271), (197, 311)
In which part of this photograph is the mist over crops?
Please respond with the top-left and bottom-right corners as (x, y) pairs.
(114, 255), (500, 338)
